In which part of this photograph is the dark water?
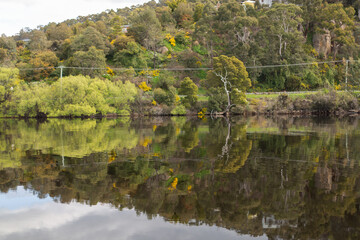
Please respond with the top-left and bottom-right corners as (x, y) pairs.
(0, 116), (360, 240)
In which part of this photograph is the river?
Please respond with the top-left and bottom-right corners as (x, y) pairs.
(0, 116), (359, 239)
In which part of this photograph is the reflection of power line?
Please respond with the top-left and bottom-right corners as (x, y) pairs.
(18, 155), (355, 168)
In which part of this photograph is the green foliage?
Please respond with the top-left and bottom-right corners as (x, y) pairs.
(174, 32), (190, 46)
(153, 87), (176, 106)
(231, 88), (247, 106)
(206, 55), (251, 110)
(316, 3), (356, 58)
(154, 71), (176, 90)
(2, 0), (360, 111)
(7, 75), (137, 117)
(285, 75), (302, 91)
(171, 104), (187, 115)
(303, 70), (322, 89)
(70, 26), (110, 54)
(128, 7), (162, 54)
(28, 30), (51, 51)
(19, 51), (59, 82)
(193, 3), (204, 22)
(68, 47), (107, 77)
(46, 23), (73, 41)
(336, 92), (358, 111)
(207, 55), (251, 92)
(207, 87), (227, 112)
(179, 77), (198, 109)
(114, 42), (147, 69)
(310, 89), (337, 112)
(166, 0), (187, 12)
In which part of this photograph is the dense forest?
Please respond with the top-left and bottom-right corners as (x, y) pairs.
(1, 0), (360, 117)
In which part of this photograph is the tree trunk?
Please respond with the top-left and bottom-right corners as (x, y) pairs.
(224, 81), (231, 112)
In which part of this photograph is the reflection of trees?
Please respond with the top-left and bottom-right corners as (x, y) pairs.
(0, 119), (139, 163)
(205, 118), (253, 173)
(0, 117), (360, 239)
(179, 121), (199, 153)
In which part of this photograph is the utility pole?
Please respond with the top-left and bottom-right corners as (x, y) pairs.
(59, 66), (64, 103)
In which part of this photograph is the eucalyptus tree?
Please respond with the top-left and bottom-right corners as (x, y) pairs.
(128, 7), (162, 68)
(206, 55), (251, 113)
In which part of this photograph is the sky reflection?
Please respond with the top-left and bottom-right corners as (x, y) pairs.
(0, 187), (265, 240)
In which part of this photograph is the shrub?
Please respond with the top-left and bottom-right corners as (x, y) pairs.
(273, 93), (292, 111)
(207, 87), (227, 112)
(310, 89), (336, 112)
(285, 75), (302, 91)
(336, 92), (358, 111)
(153, 87), (176, 106)
(8, 75), (138, 117)
(154, 71), (175, 90)
(171, 104), (187, 115)
(175, 32), (190, 46)
(179, 77), (198, 109)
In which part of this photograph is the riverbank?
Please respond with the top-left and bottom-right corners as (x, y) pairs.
(243, 89), (360, 116)
(1, 89), (359, 119)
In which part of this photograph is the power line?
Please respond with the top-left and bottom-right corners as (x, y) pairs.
(12, 60), (346, 72)
(245, 60), (344, 69)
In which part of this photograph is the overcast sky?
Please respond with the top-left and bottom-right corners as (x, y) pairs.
(0, 0), (150, 36)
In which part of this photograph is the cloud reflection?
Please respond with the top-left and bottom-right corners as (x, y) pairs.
(0, 188), (265, 240)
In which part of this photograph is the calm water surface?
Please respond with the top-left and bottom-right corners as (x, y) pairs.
(0, 116), (359, 240)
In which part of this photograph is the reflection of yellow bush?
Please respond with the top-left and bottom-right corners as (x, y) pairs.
(168, 177), (178, 191)
(198, 108), (207, 119)
(140, 137), (153, 147)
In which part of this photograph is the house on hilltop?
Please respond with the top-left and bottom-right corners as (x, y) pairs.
(259, 0), (273, 6)
(242, 0), (287, 7)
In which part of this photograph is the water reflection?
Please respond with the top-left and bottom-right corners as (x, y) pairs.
(0, 116), (360, 239)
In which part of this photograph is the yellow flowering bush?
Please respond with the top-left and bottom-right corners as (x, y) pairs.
(139, 82), (151, 92)
(198, 108), (207, 119)
(106, 67), (114, 76)
(165, 33), (176, 46)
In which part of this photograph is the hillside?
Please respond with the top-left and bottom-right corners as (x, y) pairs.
(1, 0), (360, 117)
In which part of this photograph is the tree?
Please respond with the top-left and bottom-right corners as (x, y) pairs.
(46, 23), (73, 41)
(68, 47), (106, 77)
(173, 2), (194, 27)
(0, 35), (16, 66)
(206, 56), (251, 113)
(166, 0), (187, 12)
(70, 26), (110, 54)
(316, 3), (356, 59)
(0, 68), (21, 104)
(128, 7), (162, 68)
(263, 4), (303, 58)
(178, 77), (198, 109)
(113, 41), (148, 69)
(28, 30), (51, 52)
(193, 3), (204, 22)
(18, 50), (59, 81)
(108, 16), (124, 40)
(288, 0), (322, 37)
(194, 3), (219, 66)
